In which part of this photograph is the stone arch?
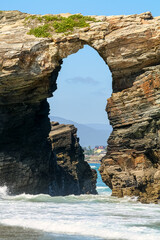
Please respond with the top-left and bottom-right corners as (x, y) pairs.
(0, 11), (160, 202)
(48, 44), (112, 136)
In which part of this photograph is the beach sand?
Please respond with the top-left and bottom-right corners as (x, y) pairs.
(0, 225), (52, 240)
(0, 225), (94, 240)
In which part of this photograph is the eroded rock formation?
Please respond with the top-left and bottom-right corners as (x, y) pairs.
(0, 10), (160, 202)
(49, 122), (97, 195)
(99, 64), (160, 203)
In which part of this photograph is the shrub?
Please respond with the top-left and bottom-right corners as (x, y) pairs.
(42, 15), (63, 22)
(53, 17), (89, 33)
(25, 15), (37, 20)
(25, 14), (98, 37)
(28, 24), (51, 38)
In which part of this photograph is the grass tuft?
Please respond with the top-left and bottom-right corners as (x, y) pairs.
(25, 14), (98, 37)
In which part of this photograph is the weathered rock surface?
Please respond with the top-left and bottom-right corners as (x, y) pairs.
(0, 10), (160, 202)
(49, 122), (97, 195)
(99, 64), (160, 203)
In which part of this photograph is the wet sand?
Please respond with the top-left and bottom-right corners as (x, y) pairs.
(0, 225), (53, 240)
(0, 225), (97, 240)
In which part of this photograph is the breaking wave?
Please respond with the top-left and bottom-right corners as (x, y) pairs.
(0, 164), (160, 240)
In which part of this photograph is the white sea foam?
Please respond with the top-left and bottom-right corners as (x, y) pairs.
(0, 191), (160, 240)
(90, 165), (96, 169)
(97, 186), (108, 189)
(0, 169), (160, 240)
(0, 186), (8, 199)
(1, 215), (160, 240)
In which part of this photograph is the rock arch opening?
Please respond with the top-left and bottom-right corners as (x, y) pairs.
(48, 45), (112, 148)
(47, 44), (113, 194)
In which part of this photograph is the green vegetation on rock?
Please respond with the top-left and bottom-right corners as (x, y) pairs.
(25, 14), (97, 38)
(28, 24), (51, 38)
(42, 15), (62, 22)
(52, 16), (89, 33)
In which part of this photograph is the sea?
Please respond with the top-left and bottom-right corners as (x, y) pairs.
(0, 163), (160, 240)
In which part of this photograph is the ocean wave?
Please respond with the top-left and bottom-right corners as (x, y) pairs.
(4, 193), (111, 204)
(90, 165), (96, 169)
(0, 186), (108, 203)
(97, 186), (109, 189)
(0, 185), (138, 205)
(1, 218), (160, 240)
(0, 187), (160, 240)
(0, 186), (8, 199)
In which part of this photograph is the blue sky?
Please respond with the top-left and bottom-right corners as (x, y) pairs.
(1, 0), (159, 16)
(2, 1), (159, 124)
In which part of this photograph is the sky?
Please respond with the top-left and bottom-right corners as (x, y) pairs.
(1, 1), (160, 124)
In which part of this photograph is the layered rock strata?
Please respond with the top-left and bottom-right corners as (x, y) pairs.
(49, 122), (97, 195)
(0, 10), (160, 202)
(99, 65), (160, 203)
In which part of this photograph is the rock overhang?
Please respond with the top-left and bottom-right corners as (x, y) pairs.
(1, 11), (160, 103)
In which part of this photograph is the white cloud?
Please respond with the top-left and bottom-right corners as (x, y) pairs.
(65, 76), (99, 85)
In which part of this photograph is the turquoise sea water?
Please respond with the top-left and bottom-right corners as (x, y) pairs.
(0, 163), (160, 240)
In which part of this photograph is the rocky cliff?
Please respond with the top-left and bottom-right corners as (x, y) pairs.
(49, 122), (97, 195)
(0, 10), (160, 202)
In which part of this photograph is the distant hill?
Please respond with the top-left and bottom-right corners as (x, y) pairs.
(86, 123), (111, 131)
(49, 116), (112, 148)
